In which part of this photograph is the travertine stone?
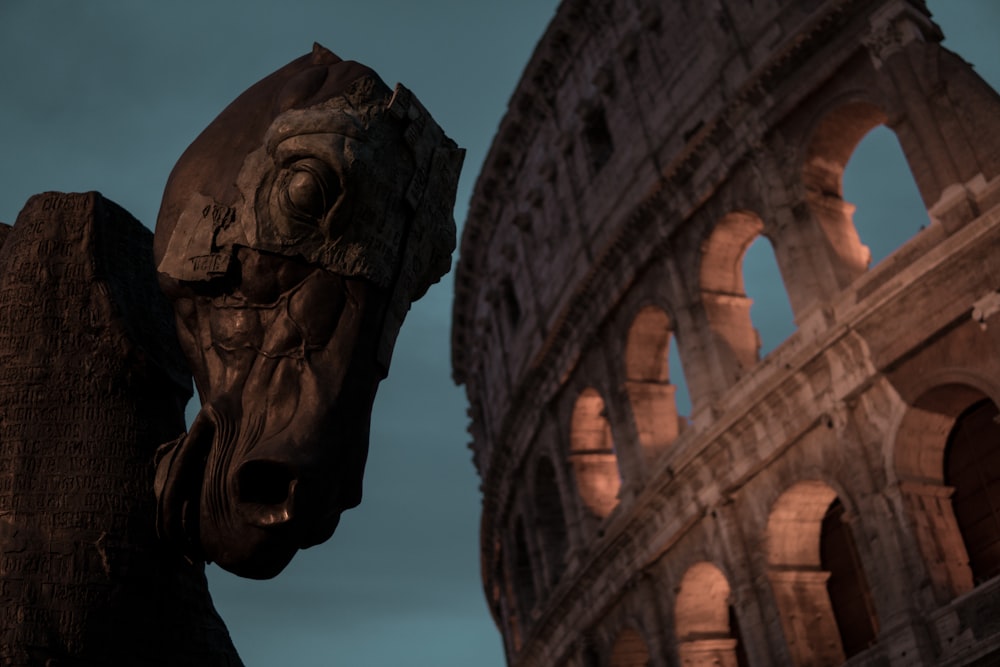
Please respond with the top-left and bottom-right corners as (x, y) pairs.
(453, 1), (1000, 665)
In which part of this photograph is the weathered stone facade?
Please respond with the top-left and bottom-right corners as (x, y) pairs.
(451, 1), (1000, 665)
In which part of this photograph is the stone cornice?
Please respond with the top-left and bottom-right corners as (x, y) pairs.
(462, 4), (881, 625)
(470, 0), (890, 513)
(452, 0), (941, 395)
(510, 208), (1000, 666)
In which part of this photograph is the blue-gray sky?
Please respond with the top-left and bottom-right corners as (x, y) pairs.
(0, 2), (997, 666)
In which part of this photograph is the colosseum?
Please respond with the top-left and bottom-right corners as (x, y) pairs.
(451, 0), (1000, 665)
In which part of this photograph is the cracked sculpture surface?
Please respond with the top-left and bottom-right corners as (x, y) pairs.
(153, 43), (463, 580)
(0, 44), (461, 664)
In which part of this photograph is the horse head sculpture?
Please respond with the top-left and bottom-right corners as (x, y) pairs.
(152, 44), (462, 579)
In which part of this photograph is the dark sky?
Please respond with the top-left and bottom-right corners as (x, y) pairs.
(0, 2), (997, 665)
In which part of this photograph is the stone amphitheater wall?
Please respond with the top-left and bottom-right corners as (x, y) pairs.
(452, 1), (1000, 665)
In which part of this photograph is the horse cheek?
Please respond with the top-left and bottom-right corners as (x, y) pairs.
(288, 270), (345, 347)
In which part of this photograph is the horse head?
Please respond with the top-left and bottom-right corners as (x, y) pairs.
(152, 44), (462, 579)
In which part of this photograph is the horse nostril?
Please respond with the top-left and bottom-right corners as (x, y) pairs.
(237, 460), (295, 508)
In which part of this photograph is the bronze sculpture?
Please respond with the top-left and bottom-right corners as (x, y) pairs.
(0, 44), (461, 663)
(154, 43), (462, 580)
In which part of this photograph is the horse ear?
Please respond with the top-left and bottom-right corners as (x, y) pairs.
(311, 42), (341, 63)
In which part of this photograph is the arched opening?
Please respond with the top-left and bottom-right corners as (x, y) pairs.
(767, 480), (879, 665)
(569, 388), (621, 518)
(491, 549), (521, 654)
(501, 277), (522, 328)
(945, 399), (1000, 585)
(842, 125), (930, 267)
(583, 105), (614, 173)
(742, 235), (796, 356)
(488, 552), (504, 623)
(624, 306), (688, 459)
(821, 499), (879, 657)
(533, 456), (569, 587)
(802, 101), (906, 292)
(700, 211), (785, 382)
(675, 562), (749, 667)
(893, 384), (997, 600)
(669, 336), (691, 416)
(805, 102), (888, 202)
(512, 517), (537, 623)
(608, 626), (651, 667)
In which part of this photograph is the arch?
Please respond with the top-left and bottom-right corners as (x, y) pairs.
(768, 481), (839, 569)
(821, 499), (879, 657)
(624, 306), (685, 458)
(501, 277), (522, 327)
(742, 236), (797, 357)
(569, 388), (621, 518)
(895, 384), (988, 482)
(512, 517), (537, 622)
(582, 104), (614, 173)
(487, 550), (504, 623)
(945, 399), (1000, 584)
(607, 626), (651, 667)
(804, 100), (889, 200)
(674, 562), (747, 667)
(767, 480), (879, 665)
(698, 211), (768, 380)
(533, 456), (569, 587)
(843, 125), (930, 266)
(625, 305), (672, 382)
(699, 211), (764, 296)
(490, 548), (521, 654)
(800, 100), (886, 290)
(892, 384), (1000, 599)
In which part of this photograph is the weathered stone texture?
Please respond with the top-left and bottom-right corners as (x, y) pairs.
(453, 0), (1000, 665)
(0, 192), (240, 666)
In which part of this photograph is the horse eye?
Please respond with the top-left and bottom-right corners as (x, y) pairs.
(280, 159), (340, 223)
